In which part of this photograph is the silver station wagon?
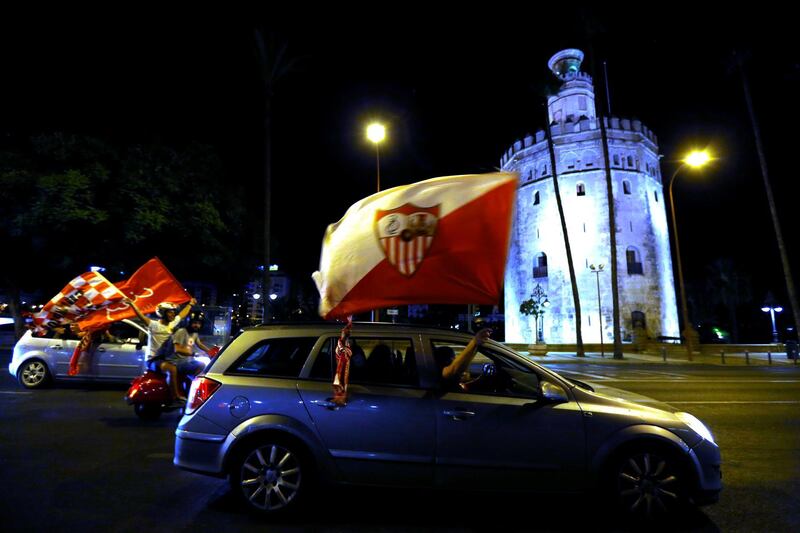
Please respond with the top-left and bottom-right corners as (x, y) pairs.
(174, 323), (721, 518)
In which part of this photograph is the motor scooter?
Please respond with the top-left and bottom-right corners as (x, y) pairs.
(125, 346), (219, 420)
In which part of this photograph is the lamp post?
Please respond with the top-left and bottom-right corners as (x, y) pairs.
(366, 122), (385, 193)
(668, 149), (711, 361)
(761, 301), (783, 344)
(589, 264), (605, 357)
(520, 284), (550, 344)
(366, 122), (386, 322)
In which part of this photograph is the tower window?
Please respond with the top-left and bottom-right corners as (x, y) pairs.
(541, 163), (548, 176)
(533, 253), (548, 278)
(627, 156), (633, 167)
(613, 154), (620, 166)
(533, 191), (540, 205)
(579, 96), (587, 110)
(626, 247), (643, 275)
(623, 180), (632, 195)
(654, 190), (659, 202)
(528, 170), (533, 181)
(577, 183), (586, 196)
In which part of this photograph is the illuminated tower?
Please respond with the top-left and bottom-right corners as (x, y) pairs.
(502, 49), (679, 345)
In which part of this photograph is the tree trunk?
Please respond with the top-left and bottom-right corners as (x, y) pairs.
(544, 121), (585, 356)
(737, 52), (800, 343)
(598, 115), (624, 358)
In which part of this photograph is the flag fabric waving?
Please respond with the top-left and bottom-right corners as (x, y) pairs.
(312, 172), (518, 320)
(77, 257), (190, 330)
(32, 271), (126, 335)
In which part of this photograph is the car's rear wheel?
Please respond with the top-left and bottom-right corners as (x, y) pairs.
(17, 359), (51, 389)
(609, 445), (689, 519)
(229, 438), (308, 515)
(134, 403), (162, 420)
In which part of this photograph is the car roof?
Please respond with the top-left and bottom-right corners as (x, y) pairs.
(244, 321), (475, 338)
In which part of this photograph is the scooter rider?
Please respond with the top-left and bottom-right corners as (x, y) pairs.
(166, 311), (214, 385)
(125, 297), (196, 400)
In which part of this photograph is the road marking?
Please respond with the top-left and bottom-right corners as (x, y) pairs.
(633, 400), (800, 404)
(0, 391), (32, 395)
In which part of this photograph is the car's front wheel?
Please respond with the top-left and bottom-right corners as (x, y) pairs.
(609, 445), (689, 519)
(229, 438), (308, 515)
(17, 359), (51, 389)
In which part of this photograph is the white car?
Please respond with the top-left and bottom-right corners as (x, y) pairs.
(9, 320), (151, 388)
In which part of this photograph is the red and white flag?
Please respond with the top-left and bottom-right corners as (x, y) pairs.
(313, 172), (518, 319)
(77, 257), (190, 330)
(32, 271), (126, 335)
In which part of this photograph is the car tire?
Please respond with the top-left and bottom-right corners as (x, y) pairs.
(229, 436), (310, 515)
(134, 403), (162, 421)
(606, 443), (690, 520)
(17, 359), (52, 389)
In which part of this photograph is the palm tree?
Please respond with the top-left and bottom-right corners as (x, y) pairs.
(705, 258), (752, 343)
(544, 114), (585, 357)
(735, 50), (800, 343)
(253, 28), (301, 322)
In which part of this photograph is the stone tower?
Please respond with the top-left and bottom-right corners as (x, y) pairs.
(502, 49), (679, 345)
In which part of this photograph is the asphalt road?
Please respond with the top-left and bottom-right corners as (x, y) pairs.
(2, 351), (799, 532)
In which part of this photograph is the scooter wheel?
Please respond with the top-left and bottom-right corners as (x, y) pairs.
(134, 403), (162, 421)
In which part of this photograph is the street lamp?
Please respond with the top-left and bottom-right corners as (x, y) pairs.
(589, 264), (605, 357)
(668, 149), (712, 361)
(366, 122), (386, 193)
(761, 299), (783, 343)
(366, 122), (386, 322)
(520, 284), (550, 343)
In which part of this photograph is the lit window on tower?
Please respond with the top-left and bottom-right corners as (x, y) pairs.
(623, 180), (632, 195)
(577, 183), (586, 196)
(534, 191), (540, 205)
(533, 253), (548, 278)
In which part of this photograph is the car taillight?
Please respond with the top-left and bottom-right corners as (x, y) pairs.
(185, 376), (221, 415)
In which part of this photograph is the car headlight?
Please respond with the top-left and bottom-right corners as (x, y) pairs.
(677, 412), (715, 444)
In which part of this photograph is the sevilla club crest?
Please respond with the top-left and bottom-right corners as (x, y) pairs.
(375, 204), (440, 276)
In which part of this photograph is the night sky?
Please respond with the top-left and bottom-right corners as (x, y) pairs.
(2, 8), (797, 333)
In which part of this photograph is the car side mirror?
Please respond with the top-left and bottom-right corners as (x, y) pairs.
(482, 363), (496, 377)
(540, 381), (569, 403)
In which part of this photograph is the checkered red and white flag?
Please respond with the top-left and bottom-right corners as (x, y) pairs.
(32, 271), (126, 335)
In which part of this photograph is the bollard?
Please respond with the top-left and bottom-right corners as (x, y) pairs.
(721, 350), (726, 364)
(662, 347), (667, 362)
(745, 351), (750, 365)
(768, 352), (772, 365)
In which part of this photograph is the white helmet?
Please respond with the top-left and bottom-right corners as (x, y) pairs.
(155, 302), (178, 318)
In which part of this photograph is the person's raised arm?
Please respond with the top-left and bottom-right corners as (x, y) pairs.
(442, 328), (492, 381)
(177, 298), (197, 322)
(124, 298), (151, 326)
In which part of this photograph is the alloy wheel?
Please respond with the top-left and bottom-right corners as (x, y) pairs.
(20, 361), (48, 388)
(239, 444), (302, 512)
(617, 451), (681, 518)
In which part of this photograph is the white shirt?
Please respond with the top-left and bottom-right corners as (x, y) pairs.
(147, 317), (181, 360)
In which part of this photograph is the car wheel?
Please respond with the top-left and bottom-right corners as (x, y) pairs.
(230, 438), (308, 515)
(610, 445), (688, 519)
(17, 359), (51, 389)
(134, 403), (162, 421)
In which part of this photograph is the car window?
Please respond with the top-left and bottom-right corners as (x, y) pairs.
(107, 322), (143, 343)
(431, 339), (540, 398)
(309, 336), (418, 387)
(227, 337), (317, 378)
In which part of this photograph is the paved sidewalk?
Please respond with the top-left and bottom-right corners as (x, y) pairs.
(521, 350), (799, 366)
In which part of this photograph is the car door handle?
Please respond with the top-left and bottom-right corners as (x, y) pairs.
(443, 410), (475, 421)
(49, 345), (62, 349)
(313, 400), (342, 411)
(97, 347), (106, 352)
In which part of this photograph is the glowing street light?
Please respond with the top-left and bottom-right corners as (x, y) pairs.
(762, 296), (783, 343)
(366, 122), (386, 193)
(669, 149), (713, 361)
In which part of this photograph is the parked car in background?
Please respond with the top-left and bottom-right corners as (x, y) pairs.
(9, 319), (150, 388)
(174, 323), (722, 519)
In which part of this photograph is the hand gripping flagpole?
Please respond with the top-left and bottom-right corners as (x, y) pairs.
(332, 316), (353, 405)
